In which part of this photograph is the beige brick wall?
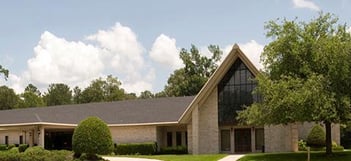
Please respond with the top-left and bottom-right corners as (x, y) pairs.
(110, 126), (157, 144)
(197, 87), (219, 154)
(264, 124), (298, 152)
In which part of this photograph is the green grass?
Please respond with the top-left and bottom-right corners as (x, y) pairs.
(238, 151), (351, 161)
(130, 154), (227, 161)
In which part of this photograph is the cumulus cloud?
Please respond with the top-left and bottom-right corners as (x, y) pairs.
(27, 31), (105, 90)
(292, 0), (320, 11)
(149, 34), (182, 69)
(239, 40), (264, 70)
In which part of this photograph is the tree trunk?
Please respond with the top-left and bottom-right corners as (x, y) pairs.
(325, 121), (332, 155)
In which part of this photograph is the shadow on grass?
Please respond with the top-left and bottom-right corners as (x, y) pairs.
(239, 151), (351, 161)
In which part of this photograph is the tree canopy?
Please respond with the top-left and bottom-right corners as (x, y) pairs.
(0, 85), (19, 110)
(238, 13), (351, 154)
(43, 83), (72, 106)
(18, 84), (45, 108)
(163, 44), (222, 96)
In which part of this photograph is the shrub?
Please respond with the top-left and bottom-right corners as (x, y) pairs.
(18, 144), (29, 152)
(7, 144), (15, 150)
(0, 144), (7, 151)
(307, 124), (326, 148)
(159, 146), (188, 154)
(72, 116), (114, 157)
(298, 140), (307, 151)
(115, 142), (157, 155)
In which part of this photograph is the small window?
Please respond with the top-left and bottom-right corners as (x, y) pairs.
(167, 132), (173, 147)
(176, 132), (182, 146)
(5, 136), (8, 145)
(255, 128), (264, 151)
(19, 135), (23, 144)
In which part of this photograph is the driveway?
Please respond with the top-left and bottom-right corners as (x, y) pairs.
(103, 156), (161, 161)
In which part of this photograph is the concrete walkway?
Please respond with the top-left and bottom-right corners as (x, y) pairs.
(218, 154), (245, 161)
(103, 156), (161, 161)
(103, 154), (244, 161)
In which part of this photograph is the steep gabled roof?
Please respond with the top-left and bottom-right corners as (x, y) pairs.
(178, 44), (260, 123)
(0, 96), (194, 127)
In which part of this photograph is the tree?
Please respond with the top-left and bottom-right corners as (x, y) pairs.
(72, 116), (113, 159)
(163, 44), (222, 96)
(238, 13), (351, 155)
(139, 90), (154, 99)
(18, 84), (45, 108)
(72, 86), (82, 104)
(80, 75), (126, 103)
(0, 65), (9, 80)
(43, 83), (72, 106)
(0, 86), (19, 110)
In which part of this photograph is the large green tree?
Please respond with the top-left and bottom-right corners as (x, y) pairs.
(163, 45), (222, 96)
(18, 84), (45, 108)
(0, 86), (20, 110)
(80, 75), (126, 103)
(238, 13), (351, 155)
(43, 83), (72, 106)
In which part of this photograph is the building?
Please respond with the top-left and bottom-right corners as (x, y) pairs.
(0, 44), (340, 154)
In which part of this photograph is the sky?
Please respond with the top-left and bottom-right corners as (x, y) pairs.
(0, 0), (351, 95)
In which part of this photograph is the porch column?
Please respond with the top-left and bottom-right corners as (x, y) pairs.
(191, 105), (199, 154)
(251, 128), (256, 152)
(38, 126), (45, 148)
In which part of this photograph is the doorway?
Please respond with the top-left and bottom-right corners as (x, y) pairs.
(44, 130), (73, 150)
(234, 128), (251, 152)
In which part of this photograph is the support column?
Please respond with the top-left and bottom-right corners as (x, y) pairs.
(38, 126), (45, 148)
(251, 128), (256, 152)
(291, 123), (298, 152)
(192, 105), (199, 154)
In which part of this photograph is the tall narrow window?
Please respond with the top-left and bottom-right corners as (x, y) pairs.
(5, 136), (8, 145)
(176, 132), (182, 146)
(220, 130), (230, 151)
(19, 135), (23, 144)
(185, 132), (188, 146)
(255, 128), (264, 151)
(166, 132), (173, 147)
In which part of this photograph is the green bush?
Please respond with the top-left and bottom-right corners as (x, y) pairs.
(0, 144), (7, 151)
(298, 140), (307, 151)
(18, 144), (29, 152)
(115, 142), (157, 155)
(72, 116), (114, 157)
(7, 144), (15, 150)
(307, 124), (326, 148)
(0, 147), (73, 161)
(159, 146), (188, 154)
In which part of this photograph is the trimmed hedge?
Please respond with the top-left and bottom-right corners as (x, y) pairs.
(307, 124), (326, 148)
(72, 116), (114, 156)
(19, 144), (29, 152)
(159, 146), (188, 154)
(0, 146), (73, 161)
(0, 144), (7, 151)
(115, 142), (157, 155)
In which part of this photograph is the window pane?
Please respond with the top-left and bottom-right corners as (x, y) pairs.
(167, 132), (173, 147)
(176, 132), (182, 146)
(255, 128), (264, 150)
(19, 135), (23, 144)
(221, 130), (231, 151)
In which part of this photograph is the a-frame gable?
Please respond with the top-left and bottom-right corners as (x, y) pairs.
(178, 44), (260, 123)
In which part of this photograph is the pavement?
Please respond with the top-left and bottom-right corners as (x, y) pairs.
(102, 156), (161, 161)
(218, 154), (245, 161)
(103, 154), (244, 161)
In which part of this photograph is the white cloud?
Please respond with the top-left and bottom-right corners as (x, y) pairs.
(347, 26), (351, 34)
(27, 31), (105, 91)
(239, 40), (264, 70)
(149, 34), (182, 69)
(292, 0), (320, 11)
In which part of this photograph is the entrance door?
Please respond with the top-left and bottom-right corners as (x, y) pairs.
(45, 130), (73, 150)
(234, 128), (251, 152)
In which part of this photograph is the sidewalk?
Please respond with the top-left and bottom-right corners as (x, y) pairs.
(218, 154), (244, 161)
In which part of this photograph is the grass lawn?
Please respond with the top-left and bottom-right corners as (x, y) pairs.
(131, 154), (227, 161)
(238, 151), (351, 161)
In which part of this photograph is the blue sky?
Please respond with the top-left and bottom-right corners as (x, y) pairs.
(1, 0), (351, 94)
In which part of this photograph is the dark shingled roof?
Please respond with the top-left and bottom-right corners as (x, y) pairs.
(0, 96), (195, 126)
